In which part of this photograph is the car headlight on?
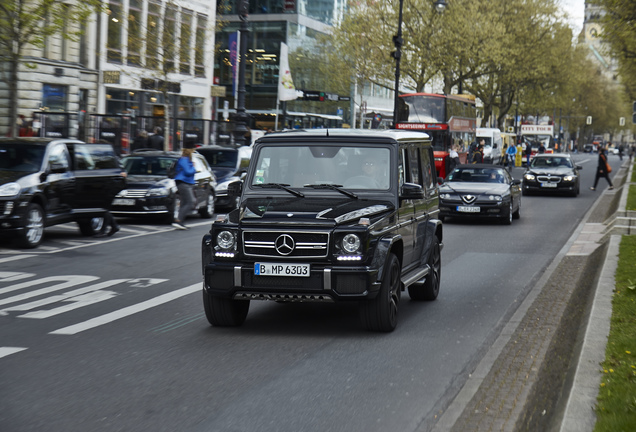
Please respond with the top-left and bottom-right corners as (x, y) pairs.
(524, 174), (535, 181)
(563, 175), (575, 182)
(342, 233), (361, 253)
(489, 195), (503, 201)
(216, 230), (236, 250)
(146, 186), (170, 196)
(0, 182), (21, 197)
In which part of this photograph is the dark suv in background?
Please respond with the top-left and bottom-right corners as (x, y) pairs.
(0, 138), (125, 248)
(202, 129), (443, 332)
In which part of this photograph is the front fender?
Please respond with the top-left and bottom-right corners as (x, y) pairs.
(373, 234), (402, 284)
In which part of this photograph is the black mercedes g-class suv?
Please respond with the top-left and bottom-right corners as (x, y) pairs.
(201, 129), (443, 332)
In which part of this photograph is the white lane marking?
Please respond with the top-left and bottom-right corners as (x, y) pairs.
(0, 275), (99, 306)
(0, 347), (28, 358)
(0, 272), (35, 282)
(0, 255), (37, 264)
(1, 279), (131, 316)
(49, 283), (201, 335)
(20, 290), (119, 319)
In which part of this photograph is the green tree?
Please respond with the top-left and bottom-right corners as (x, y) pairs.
(0, 0), (103, 137)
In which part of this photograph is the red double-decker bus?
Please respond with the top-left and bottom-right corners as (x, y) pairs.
(395, 93), (477, 178)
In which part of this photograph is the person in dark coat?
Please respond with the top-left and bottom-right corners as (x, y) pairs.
(590, 145), (613, 191)
(148, 127), (164, 150)
(131, 130), (148, 152)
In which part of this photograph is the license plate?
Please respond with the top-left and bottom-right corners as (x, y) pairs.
(457, 206), (480, 213)
(255, 263), (310, 277)
(113, 198), (136, 206)
(541, 183), (557, 188)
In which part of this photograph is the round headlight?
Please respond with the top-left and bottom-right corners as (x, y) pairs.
(342, 234), (361, 253)
(563, 175), (574, 182)
(216, 231), (235, 249)
(524, 174), (535, 181)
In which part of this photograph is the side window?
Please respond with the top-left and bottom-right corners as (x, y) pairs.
(399, 147), (410, 186)
(408, 146), (420, 186)
(419, 147), (435, 190)
(75, 144), (118, 170)
(48, 144), (70, 170)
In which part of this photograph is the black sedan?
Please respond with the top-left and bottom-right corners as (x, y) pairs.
(439, 164), (522, 224)
(522, 153), (581, 197)
(111, 150), (217, 223)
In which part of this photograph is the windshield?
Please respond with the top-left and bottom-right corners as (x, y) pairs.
(531, 157), (572, 168)
(251, 145), (391, 190)
(448, 167), (507, 183)
(200, 150), (238, 168)
(0, 143), (45, 173)
(123, 156), (176, 176)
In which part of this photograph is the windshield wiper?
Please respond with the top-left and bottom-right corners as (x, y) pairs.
(253, 183), (304, 197)
(304, 184), (358, 199)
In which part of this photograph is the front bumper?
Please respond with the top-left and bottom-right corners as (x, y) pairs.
(522, 180), (577, 193)
(203, 261), (381, 302)
(439, 201), (507, 219)
(111, 196), (171, 216)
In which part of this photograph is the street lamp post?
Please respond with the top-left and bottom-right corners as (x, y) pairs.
(392, 0), (447, 127)
(233, 0), (250, 147)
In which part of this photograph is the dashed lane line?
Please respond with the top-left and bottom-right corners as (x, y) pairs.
(49, 283), (201, 335)
(0, 347), (28, 359)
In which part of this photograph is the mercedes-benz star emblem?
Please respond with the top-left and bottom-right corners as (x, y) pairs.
(275, 234), (295, 255)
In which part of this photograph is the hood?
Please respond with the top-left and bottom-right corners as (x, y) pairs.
(125, 174), (168, 188)
(441, 182), (510, 195)
(238, 196), (394, 226)
(0, 170), (32, 185)
(211, 167), (236, 181)
(527, 167), (574, 175)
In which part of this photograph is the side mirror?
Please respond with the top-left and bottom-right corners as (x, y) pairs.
(437, 176), (444, 185)
(49, 163), (67, 174)
(493, 143), (498, 149)
(227, 180), (243, 198)
(576, 165), (582, 170)
(400, 182), (424, 199)
(512, 179), (521, 185)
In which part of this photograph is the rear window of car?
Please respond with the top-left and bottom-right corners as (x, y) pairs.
(73, 144), (119, 170)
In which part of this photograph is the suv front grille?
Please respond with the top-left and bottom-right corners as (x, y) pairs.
(122, 189), (148, 198)
(242, 230), (329, 258)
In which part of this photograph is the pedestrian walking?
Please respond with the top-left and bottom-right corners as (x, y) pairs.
(148, 127), (164, 150)
(131, 129), (148, 152)
(525, 139), (532, 166)
(590, 145), (613, 191)
(505, 142), (517, 169)
(172, 142), (197, 230)
(472, 143), (484, 164)
(448, 143), (460, 176)
(618, 144), (624, 161)
(468, 139), (478, 163)
(95, 210), (120, 238)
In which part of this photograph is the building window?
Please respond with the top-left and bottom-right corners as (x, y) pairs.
(42, 84), (68, 111)
(193, 15), (207, 77)
(107, 0), (123, 63)
(127, 0), (142, 66)
(61, 6), (69, 61)
(146, 1), (161, 69)
(163, 5), (178, 72)
(180, 9), (193, 74)
(79, 17), (89, 66)
(105, 88), (140, 115)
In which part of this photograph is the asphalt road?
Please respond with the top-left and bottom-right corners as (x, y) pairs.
(0, 152), (619, 432)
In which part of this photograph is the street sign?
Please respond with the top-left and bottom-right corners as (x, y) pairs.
(586, 116), (592, 125)
(620, 117), (625, 126)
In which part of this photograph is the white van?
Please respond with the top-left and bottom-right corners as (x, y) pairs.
(476, 128), (503, 164)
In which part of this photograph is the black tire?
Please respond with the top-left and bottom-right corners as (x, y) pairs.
(439, 215), (446, 223)
(78, 217), (104, 236)
(199, 191), (215, 218)
(408, 237), (441, 301)
(501, 201), (513, 225)
(203, 289), (249, 327)
(18, 203), (44, 248)
(164, 195), (180, 224)
(512, 199), (521, 219)
(360, 253), (401, 332)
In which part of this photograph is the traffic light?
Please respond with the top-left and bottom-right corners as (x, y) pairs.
(319, 92), (324, 102)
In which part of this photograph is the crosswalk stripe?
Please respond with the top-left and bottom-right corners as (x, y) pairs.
(0, 347), (28, 358)
(49, 283), (201, 335)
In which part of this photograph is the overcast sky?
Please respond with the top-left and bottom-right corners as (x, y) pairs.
(560, 0), (586, 34)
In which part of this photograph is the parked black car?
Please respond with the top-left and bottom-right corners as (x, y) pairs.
(522, 153), (581, 197)
(202, 129), (443, 332)
(439, 164), (522, 224)
(196, 145), (251, 211)
(0, 138), (125, 248)
(111, 150), (217, 223)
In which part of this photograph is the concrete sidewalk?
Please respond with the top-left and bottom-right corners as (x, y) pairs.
(430, 160), (634, 432)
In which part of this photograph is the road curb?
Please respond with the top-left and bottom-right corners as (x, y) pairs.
(430, 159), (630, 432)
